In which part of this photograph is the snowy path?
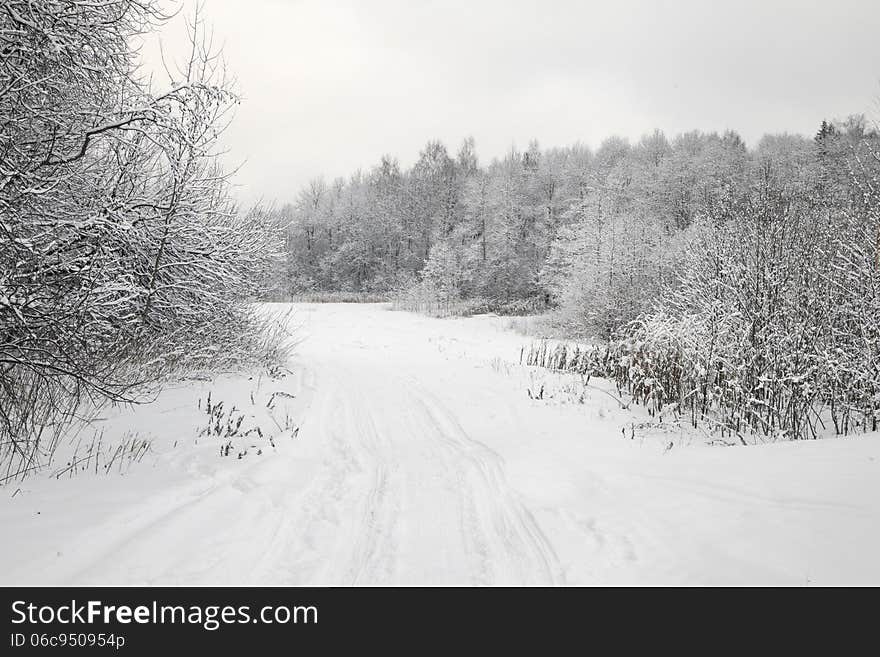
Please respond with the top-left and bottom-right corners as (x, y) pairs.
(271, 353), (562, 585)
(233, 304), (566, 585)
(2, 303), (880, 585)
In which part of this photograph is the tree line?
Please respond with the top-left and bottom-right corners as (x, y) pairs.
(276, 120), (875, 315)
(277, 114), (880, 441)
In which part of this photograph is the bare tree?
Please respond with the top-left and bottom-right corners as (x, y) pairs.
(0, 1), (283, 481)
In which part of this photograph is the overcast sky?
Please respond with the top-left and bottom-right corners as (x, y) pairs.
(145, 0), (880, 205)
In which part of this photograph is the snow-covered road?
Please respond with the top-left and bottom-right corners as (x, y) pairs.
(278, 316), (563, 585)
(3, 303), (880, 585)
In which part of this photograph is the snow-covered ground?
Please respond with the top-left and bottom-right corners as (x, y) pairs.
(2, 303), (879, 585)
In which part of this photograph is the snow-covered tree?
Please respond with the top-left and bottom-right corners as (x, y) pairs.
(0, 1), (281, 478)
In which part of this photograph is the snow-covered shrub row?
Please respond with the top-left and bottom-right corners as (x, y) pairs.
(391, 281), (549, 318)
(0, 2), (284, 481)
(526, 146), (880, 442)
(285, 291), (391, 303)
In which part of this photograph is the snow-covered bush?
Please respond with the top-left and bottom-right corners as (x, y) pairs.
(526, 148), (880, 442)
(0, 2), (284, 481)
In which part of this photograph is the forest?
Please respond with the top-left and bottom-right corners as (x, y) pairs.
(276, 119), (880, 442)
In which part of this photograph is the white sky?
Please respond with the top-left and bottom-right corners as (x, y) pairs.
(144, 0), (880, 205)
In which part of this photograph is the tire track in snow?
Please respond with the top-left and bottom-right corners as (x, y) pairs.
(404, 387), (564, 585)
(284, 356), (564, 585)
(342, 384), (400, 585)
(253, 366), (404, 585)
